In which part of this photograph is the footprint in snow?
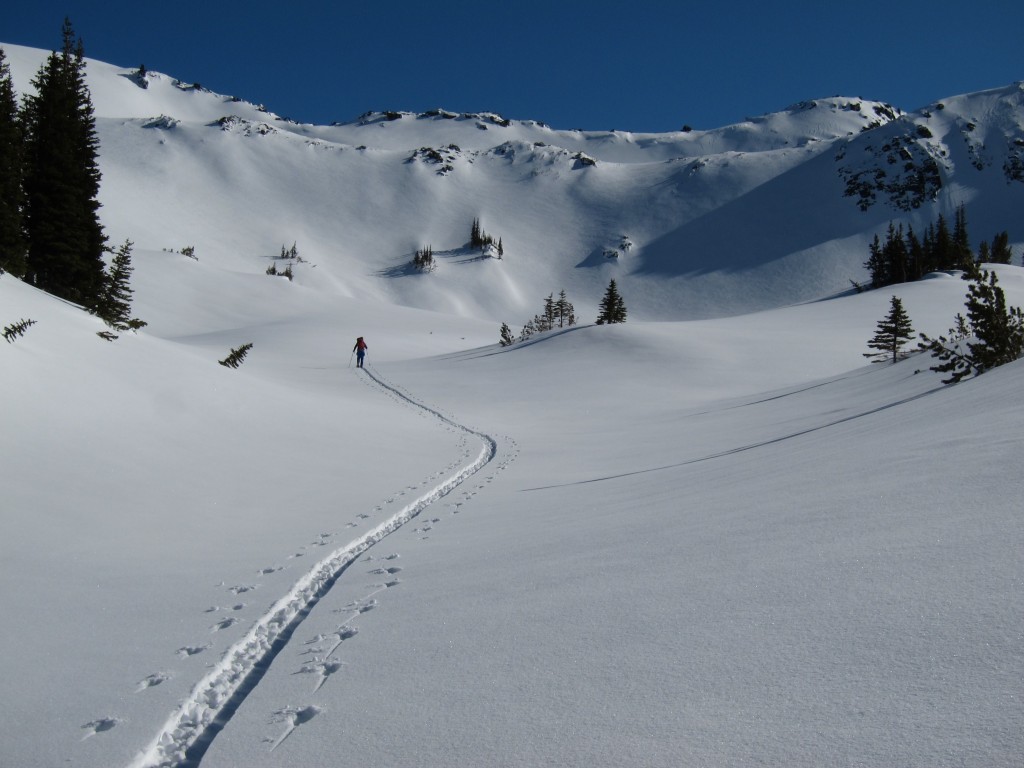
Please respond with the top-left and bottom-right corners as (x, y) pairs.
(212, 617), (239, 632)
(335, 627), (359, 642)
(177, 644), (210, 658)
(383, 553), (400, 560)
(81, 718), (119, 739)
(228, 584), (258, 595)
(356, 599), (378, 614)
(369, 566), (402, 575)
(136, 672), (171, 692)
(295, 659), (344, 691)
(269, 705), (322, 751)
(258, 566), (283, 575)
(324, 626), (359, 657)
(338, 598), (378, 616)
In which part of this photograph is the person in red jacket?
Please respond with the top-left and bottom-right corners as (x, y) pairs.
(353, 336), (368, 368)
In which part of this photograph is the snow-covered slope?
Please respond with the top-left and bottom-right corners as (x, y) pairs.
(2, 42), (1023, 768)
(5, 43), (1022, 323)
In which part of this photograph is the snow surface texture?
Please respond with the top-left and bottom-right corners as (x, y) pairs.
(1, 44), (1023, 767)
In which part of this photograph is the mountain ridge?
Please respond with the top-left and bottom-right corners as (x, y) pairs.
(3, 42), (1023, 323)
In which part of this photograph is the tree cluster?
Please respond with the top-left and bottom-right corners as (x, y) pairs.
(865, 204), (1013, 289)
(516, 289), (576, 342)
(499, 289), (577, 345)
(266, 261), (293, 279)
(0, 48), (26, 276)
(1, 22), (137, 324)
(470, 218), (503, 257)
(412, 245), (435, 271)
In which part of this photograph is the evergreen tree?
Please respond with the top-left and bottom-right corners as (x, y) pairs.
(2, 318), (36, 343)
(865, 234), (885, 288)
(952, 203), (973, 270)
(543, 293), (556, 330)
(219, 342), (254, 369)
(864, 295), (915, 364)
(93, 239), (141, 330)
(596, 278), (627, 324)
(976, 240), (990, 265)
(21, 19), (106, 305)
(905, 226), (924, 282)
(498, 322), (515, 347)
(920, 222), (938, 274)
(962, 270), (1024, 373)
(990, 231), (1012, 264)
(0, 48), (26, 276)
(920, 269), (1024, 383)
(885, 222), (908, 285)
(555, 289), (576, 328)
(933, 213), (954, 271)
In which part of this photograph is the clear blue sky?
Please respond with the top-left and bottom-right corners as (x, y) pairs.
(2, 0), (1022, 132)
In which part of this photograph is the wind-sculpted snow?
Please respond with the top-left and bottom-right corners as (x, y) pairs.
(126, 366), (498, 768)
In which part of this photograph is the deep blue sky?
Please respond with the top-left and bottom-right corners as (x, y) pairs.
(3, 1), (1022, 132)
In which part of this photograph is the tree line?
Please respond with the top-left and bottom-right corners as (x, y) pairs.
(864, 204), (1014, 289)
(0, 21), (140, 330)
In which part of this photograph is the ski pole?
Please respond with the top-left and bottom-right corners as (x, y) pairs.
(348, 349), (354, 368)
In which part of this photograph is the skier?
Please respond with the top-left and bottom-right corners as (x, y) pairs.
(353, 336), (368, 368)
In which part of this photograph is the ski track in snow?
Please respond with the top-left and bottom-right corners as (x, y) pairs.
(125, 364), (500, 768)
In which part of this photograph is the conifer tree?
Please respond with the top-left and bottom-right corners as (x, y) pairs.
(865, 234), (885, 288)
(920, 269), (1024, 383)
(556, 289), (576, 328)
(990, 231), (1012, 264)
(93, 239), (141, 330)
(864, 295), (915, 364)
(21, 19), (106, 305)
(933, 213), (954, 271)
(0, 48), (26, 276)
(976, 240), (990, 265)
(961, 270), (1024, 374)
(498, 322), (515, 347)
(518, 318), (537, 342)
(2, 318), (36, 343)
(596, 278), (627, 324)
(952, 203), (973, 270)
(219, 342), (254, 369)
(905, 226), (924, 282)
(543, 293), (556, 330)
